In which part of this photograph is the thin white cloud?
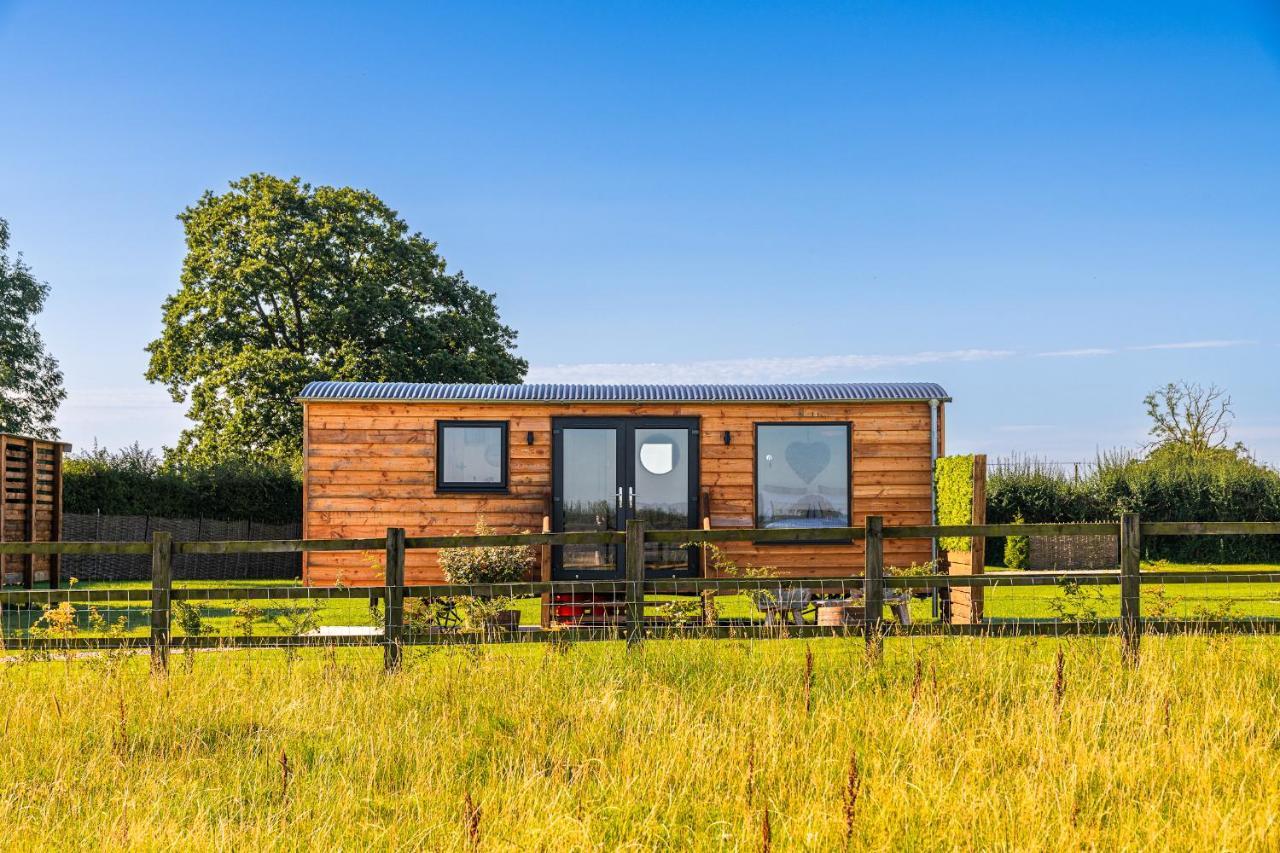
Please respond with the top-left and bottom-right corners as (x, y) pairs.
(530, 338), (1257, 383)
(61, 387), (179, 411)
(527, 349), (1015, 384)
(1036, 348), (1116, 358)
(1036, 340), (1252, 357)
(1128, 340), (1253, 351)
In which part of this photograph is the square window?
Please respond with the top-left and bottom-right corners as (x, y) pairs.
(436, 421), (508, 492)
(755, 423), (850, 531)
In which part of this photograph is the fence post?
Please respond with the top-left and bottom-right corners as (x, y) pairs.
(384, 527), (406, 672)
(625, 519), (646, 647)
(150, 531), (173, 674)
(863, 515), (884, 654)
(1120, 512), (1141, 664)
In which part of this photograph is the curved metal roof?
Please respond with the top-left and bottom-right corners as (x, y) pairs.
(298, 381), (950, 403)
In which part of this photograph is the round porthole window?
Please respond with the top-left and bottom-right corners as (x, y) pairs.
(639, 437), (677, 475)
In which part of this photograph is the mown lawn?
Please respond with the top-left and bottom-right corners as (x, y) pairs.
(3, 634), (1280, 849)
(3, 562), (1277, 641)
(983, 562), (1280, 622)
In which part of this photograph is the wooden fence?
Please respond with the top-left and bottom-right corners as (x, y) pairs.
(3, 516), (1280, 671)
(61, 513), (302, 581)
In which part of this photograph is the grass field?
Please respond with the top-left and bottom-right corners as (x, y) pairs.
(2, 634), (1280, 850)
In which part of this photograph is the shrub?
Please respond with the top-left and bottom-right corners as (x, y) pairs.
(63, 442), (300, 522)
(438, 520), (536, 585)
(1003, 514), (1029, 570)
(173, 601), (214, 637)
(274, 601), (325, 659)
(987, 451), (1280, 564)
(693, 542), (778, 612)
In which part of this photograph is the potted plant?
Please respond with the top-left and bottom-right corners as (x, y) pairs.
(437, 520), (536, 633)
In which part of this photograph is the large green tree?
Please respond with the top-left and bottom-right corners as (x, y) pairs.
(146, 174), (527, 466)
(0, 218), (66, 439)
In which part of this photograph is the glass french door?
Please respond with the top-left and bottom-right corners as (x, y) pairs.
(551, 418), (699, 580)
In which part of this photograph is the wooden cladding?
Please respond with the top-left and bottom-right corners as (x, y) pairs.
(0, 434), (68, 587)
(303, 400), (942, 586)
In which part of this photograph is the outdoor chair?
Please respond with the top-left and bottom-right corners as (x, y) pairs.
(753, 586), (912, 626)
(884, 590), (912, 625)
(848, 588), (912, 625)
(755, 587), (815, 626)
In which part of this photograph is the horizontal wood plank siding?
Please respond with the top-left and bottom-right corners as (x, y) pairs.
(1, 436), (67, 586)
(303, 401), (940, 585)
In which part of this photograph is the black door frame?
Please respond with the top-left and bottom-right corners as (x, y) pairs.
(551, 416), (700, 580)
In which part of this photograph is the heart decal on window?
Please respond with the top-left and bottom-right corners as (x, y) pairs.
(785, 440), (832, 484)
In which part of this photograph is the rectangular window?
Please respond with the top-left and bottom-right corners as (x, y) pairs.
(754, 423), (851, 531)
(436, 421), (508, 492)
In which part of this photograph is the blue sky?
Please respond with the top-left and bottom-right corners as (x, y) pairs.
(2, 1), (1278, 465)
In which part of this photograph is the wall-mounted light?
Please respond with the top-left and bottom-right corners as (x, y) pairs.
(723, 431), (732, 445)
(526, 431), (534, 445)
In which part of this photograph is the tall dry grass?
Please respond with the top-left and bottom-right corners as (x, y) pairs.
(1, 635), (1279, 850)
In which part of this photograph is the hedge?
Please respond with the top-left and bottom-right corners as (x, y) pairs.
(935, 455), (974, 552)
(63, 446), (300, 523)
(985, 453), (1280, 564)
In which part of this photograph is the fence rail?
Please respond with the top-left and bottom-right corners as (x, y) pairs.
(3, 517), (1280, 669)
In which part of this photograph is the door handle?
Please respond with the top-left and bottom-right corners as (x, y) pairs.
(628, 486), (636, 510)
(616, 487), (623, 510)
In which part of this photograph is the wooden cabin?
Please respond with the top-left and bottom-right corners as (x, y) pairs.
(297, 382), (949, 586)
(0, 433), (69, 588)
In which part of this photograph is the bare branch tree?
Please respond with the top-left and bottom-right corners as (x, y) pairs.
(1143, 381), (1237, 456)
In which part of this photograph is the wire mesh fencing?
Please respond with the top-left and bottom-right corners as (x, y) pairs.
(3, 518), (1280, 667)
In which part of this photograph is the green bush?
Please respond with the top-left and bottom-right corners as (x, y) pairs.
(1003, 513), (1029, 570)
(986, 452), (1280, 564)
(437, 520), (536, 584)
(935, 455), (974, 552)
(63, 443), (300, 522)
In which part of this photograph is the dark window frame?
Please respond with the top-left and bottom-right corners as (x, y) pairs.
(435, 420), (510, 493)
(549, 416), (702, 580)
(752, 421), (853, 545)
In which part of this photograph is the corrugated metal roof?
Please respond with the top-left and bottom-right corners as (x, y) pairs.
(297, 381), (950, 403)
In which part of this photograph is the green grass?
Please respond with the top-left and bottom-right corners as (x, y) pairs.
(2, 580), (384, 639)
(4, 562), (1277, 642)
(983, 562), (1280, 622)
(4, 634), (1280, 849)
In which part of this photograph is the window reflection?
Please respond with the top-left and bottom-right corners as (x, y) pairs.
(755, 424), (850, 528)
(439, 424), (505, 488)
